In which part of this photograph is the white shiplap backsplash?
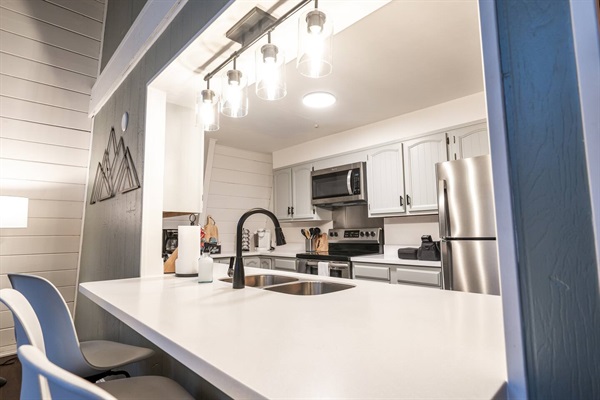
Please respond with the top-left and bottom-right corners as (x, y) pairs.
(0, 0), (104, 357)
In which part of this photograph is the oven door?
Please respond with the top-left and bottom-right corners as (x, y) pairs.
(328, 262), (351, 279)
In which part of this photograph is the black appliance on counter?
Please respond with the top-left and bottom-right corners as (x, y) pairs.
(162, 229), (178, 262)
(296, 228), (383, 279)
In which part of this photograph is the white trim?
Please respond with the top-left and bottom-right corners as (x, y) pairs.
(88, 0), (188, 117)
(478, 1), (528, 398)
(140, 87), (167, 277)
(202, 138), (217, 219)
(570, 0), (600, 286)
(96, 0), (109, 77)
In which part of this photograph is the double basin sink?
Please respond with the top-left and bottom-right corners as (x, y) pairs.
(220, 274), (354, 295)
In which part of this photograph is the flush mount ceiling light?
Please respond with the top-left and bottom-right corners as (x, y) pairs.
(303, 91), (336, 108)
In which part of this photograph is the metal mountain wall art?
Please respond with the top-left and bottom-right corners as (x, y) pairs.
(90, 127), (140, 204)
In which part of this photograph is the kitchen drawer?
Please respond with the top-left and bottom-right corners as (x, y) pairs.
(391, 266), (441, 288)
(212, 258), (231, 265)
(353, 263), (390, 282)
(273, 258), (296, 271)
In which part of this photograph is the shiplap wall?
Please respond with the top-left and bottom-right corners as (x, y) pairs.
(0, 0), (104, 356)
(203, 145), (273, 253)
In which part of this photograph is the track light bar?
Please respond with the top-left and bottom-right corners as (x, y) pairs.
(203, 0), (313, 83)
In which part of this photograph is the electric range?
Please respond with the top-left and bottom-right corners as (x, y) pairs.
(296, 228), (384, 278)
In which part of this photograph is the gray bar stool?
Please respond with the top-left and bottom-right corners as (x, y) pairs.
(8, 273), (154, 379)
(1, 289), (194, 399)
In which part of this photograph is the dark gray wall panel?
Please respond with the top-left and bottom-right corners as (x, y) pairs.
(77, 0), (232, 397)
(495, 0), (600, 398)
(100, 0), (149, 72)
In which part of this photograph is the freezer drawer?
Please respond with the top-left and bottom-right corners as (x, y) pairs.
(441, 240), (500, 295)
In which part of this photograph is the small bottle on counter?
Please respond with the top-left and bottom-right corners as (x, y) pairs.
(197, 251), (214, 283)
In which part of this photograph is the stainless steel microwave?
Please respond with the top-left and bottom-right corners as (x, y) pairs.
(311, 162), (367, 206)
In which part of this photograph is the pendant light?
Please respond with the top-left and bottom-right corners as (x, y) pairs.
(256, 32), (286, 101)
(297, 0), (333, 78)
(196, 79), (219, 131)
(221, 58), (248, 118)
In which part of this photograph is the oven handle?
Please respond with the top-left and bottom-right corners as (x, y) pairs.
(346, 170), (353, 195)
(329, 262), (350, 269)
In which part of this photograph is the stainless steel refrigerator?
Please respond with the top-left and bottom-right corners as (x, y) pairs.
(436, 155), (500, 295)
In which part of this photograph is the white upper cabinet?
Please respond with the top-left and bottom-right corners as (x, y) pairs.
(403, 132), (448, 213)
(291, 165), (314, 219)
(273, 164), (331, 222)
(448, 122), (489, 160)
(367, 143), (405, 216)
(273, 168), (293, 220)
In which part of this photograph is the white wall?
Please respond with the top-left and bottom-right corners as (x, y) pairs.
(272, 92), (486, 169)
(0, 0), (104, 356)
(202, 145), (273, 253)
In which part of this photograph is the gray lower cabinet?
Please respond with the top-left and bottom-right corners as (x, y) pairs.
(390, 265), (441, 288)
(273, 258), (297, 272)
(353, 263), (391, 282)
(353, 261), (441, 288)
(260, 257), (272, 269)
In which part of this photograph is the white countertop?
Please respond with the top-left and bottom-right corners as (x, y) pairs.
(351, 253), (441, 267)
(80, 265), (506, 399)
(352, 244), (442, 267)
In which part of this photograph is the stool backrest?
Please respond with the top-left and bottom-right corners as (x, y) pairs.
(1, 288), (46, 399)
(8, 273), (93, 376)
(18, 345), (116, 400)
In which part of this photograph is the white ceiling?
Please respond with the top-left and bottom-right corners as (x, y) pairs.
(152, 0), (484, 154)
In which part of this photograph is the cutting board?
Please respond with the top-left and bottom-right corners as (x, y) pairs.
(315, 233), (328, 252)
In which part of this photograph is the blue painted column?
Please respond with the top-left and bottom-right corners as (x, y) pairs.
(494, 0), (600, 398)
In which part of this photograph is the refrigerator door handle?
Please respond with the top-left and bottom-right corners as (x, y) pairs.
(438, 179), (449, 238)
(441, 240), (452, 290)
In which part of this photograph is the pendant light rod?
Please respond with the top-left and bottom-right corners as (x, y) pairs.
(203, 0), (314, 82)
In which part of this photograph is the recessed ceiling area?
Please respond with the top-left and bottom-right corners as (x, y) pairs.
(151, 0), (484, 154)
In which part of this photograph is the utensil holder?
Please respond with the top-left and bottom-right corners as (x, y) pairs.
(305, 238), (316, 252)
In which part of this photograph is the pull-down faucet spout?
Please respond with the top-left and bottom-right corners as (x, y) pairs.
(231, 208), (286, 289)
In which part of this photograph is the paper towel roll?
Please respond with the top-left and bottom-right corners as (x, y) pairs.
(176, 225), (200, 276)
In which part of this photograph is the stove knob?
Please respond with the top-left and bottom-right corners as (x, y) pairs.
(370, 231), (376, 237)
(360, 231), (365, 237)
(330, 232), (334, 237)
(334, 232), (339, 237)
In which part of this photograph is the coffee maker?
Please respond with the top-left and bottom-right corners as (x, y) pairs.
(162, 229), (178, 261)
(255, 229), (271, 252)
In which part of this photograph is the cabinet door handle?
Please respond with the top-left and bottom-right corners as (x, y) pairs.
(287, 206), (291, 215)
(399, 196), (404, 206)
(406, 195), (411, 206)
(291, 207), (294, 215)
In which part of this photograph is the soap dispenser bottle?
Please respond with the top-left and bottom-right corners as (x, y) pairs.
(197, 250), (214, 283)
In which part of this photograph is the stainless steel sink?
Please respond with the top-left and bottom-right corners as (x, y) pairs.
(220, 274), (298, 288)
(263, 281), (355, 295)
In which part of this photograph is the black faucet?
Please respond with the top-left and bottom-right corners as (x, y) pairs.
(230, 208), (286, 289)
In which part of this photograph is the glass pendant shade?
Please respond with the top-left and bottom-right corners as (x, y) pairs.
(297, 8), (333, 78)
(256, 42), (286, 101)
(197, 89), (219, 131)
(221, 68), (248, 118)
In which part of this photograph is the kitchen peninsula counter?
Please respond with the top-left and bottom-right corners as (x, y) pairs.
(80, 264), (507, 399)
